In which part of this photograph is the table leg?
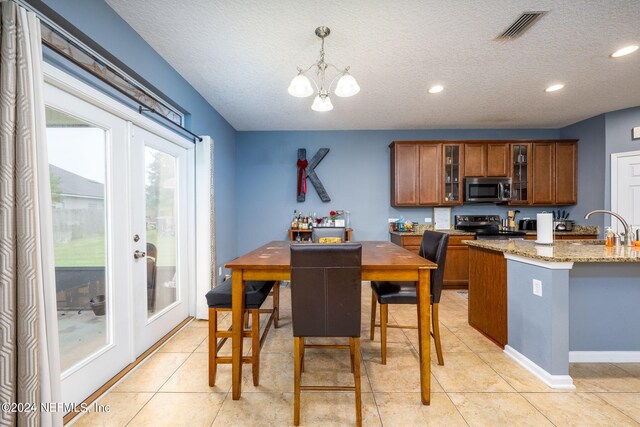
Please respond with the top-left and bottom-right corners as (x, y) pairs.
(231, 268), (245, 400)
(416, 268), (431, 405)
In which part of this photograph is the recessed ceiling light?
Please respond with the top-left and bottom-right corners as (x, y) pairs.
(428, 85), (444, 94)
(545, 84), (564, 93)
(611, 45), (639, 58)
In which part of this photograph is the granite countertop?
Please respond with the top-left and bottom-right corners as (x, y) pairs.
(464, 239), (640, 262)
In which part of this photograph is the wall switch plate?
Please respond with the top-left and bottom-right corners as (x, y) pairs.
(532, 279), (542, 296)
(218, 267), (222, 276)
(424, 217), (432, 223)
(388, 218), (399, 223)
(633, 126), (640, 140)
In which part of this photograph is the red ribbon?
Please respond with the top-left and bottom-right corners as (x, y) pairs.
(297, 159), (308, 196)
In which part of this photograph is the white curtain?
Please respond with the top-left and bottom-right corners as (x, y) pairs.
(0, 2), (61, 426)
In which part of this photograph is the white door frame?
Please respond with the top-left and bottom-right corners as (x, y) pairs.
(611, 150), (640, 233)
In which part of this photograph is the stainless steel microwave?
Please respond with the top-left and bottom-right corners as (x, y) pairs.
(464, 177), (512, 203)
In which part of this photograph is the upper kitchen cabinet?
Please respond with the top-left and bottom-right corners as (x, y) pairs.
(390, 140), (577, 207)
(464, 144), (486, 177)
(419, 143), (442, 205)
(487, 143), (510, 176)
(390, 142), (441, 206)
(442, 144), (463, 204)
(531, 140), (578, 205)
(464, 142), (509, 177)
(510, 143), (531, 205)
(531, 142), (555, 204)
(554, 142), (577, 205)
(390, 142), (419, 206)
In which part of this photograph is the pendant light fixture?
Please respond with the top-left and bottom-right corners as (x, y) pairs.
(288, 26), (360, 112)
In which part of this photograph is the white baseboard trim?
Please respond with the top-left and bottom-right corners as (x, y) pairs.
(504, 345), (575, 389)
(569, 351), (640, 363)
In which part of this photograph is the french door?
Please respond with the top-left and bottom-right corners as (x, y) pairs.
(44, 81), (192, 406)
(131, 125), (190, 354)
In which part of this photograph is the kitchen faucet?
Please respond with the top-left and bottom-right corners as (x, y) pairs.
(584, 210), (633, 246)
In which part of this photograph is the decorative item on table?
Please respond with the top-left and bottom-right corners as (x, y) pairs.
(331, 210), (347, 227)
(318, 237), (342, 243)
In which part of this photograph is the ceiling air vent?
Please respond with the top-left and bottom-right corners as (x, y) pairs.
(496, 11), (547, 40)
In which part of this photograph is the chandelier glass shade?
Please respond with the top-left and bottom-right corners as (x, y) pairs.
(288, 26), (359, 112)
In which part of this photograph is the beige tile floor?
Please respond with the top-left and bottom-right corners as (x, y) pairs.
(71, 286), (640, 427)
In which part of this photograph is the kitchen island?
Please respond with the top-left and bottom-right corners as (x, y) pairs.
(465, 239), (640, 389)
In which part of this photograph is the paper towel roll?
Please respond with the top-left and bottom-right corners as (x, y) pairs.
(536, 213), (554, 244)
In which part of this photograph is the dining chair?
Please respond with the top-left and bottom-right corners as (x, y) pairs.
(290, 243), (362, 426)
(370, 230), (449, 365)
(311, 226), (346, 242)
(206, 279), (279, 387)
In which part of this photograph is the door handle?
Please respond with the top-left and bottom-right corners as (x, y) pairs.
(134, 250), (146, 259)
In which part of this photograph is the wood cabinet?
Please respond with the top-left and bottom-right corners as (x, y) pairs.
(555, 142), (578, 205)
(390, 143), (419, 206)
(464, 144), (486, 177)
(390, 142), (441, 206)
(289, 229), (352, 242)
(389, 233), (474, 289)
(442, 144), (463, 204)
(510, 143), (531, 205)
(443, 235), (473, 288)
(487, 143), (509, 177)
(390, 140), (578, 207)
(531, 142), (555, 204)
(464, 143), (509, 177)
(419, 144), (441, 205)
(468, 246), (507, 348)
(531, 141), (577, 205)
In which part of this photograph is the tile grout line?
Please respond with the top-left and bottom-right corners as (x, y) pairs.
(123, 322), (206, 426)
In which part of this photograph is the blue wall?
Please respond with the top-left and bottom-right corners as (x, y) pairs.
(235, 129), (561, 255)
(39, 0), (239, 270)
(560, 114), (607, 233)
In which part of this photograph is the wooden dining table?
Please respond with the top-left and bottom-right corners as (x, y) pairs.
(224, 240), (437, 404)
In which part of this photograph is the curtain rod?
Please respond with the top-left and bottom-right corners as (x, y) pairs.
(138, 106), (203, 142)
(13, 0), (202, 143)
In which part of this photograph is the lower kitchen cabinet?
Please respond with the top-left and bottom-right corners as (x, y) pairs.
(389, 232), (474, 289)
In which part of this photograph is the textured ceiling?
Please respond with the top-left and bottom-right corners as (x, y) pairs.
(105, 0), (640, 131)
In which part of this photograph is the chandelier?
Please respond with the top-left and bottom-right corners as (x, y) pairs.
(288, 26), (360, 112)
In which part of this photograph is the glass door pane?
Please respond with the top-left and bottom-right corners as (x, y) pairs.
(46, 107), (109, 372)
(145, 146), (178, 316)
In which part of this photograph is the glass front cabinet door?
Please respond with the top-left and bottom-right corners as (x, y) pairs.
(511, 143), (530, 204)
(442, 144), (463, 204)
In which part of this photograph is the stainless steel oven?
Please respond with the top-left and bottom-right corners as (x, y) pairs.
(464, 177), (512, 203)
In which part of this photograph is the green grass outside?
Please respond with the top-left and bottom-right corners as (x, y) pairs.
(54, 229), (176, 267)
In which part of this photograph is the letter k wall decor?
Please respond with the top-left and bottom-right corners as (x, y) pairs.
(297, 148), (331, 202)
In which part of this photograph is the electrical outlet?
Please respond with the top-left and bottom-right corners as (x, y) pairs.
(532, 279), (542, 296)
(424, 217), (432, 223)
(388, 218), (399, 223)
(218, 267), (222, 276)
